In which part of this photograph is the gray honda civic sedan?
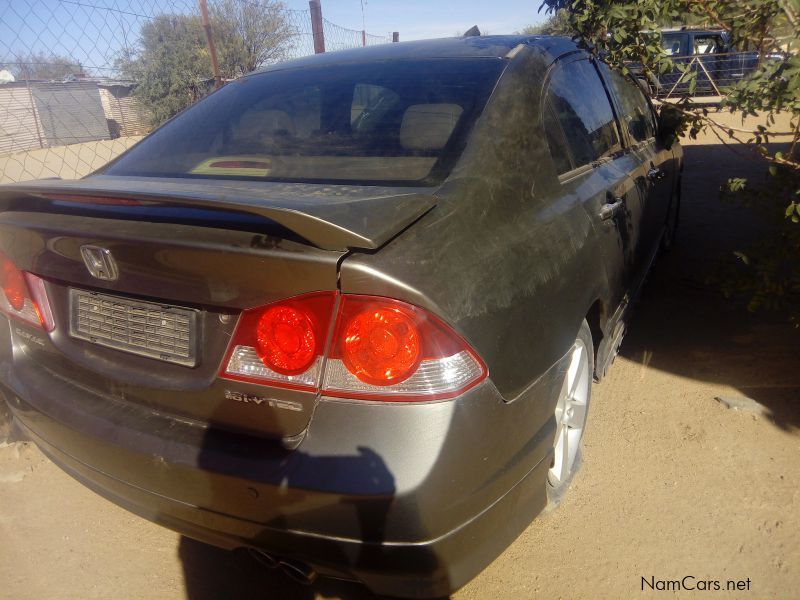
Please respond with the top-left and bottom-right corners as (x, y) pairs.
(0, 35), (681, 597)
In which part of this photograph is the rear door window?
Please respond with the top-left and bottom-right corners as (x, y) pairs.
(602, 66), (657, 144)
(543, 59), (620, 174)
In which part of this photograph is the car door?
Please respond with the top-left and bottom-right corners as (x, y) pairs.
(541, 55), (646, 316)
(600, 63), (673, 270)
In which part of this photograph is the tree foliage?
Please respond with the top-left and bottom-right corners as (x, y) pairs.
(118, 14), (210, 126)
(210, 0), (294, 77)
(3, 52), (83, 80)
(119, 0), (293, 126)
(540, 0), (800, 323)
(518, 9), (574, 36)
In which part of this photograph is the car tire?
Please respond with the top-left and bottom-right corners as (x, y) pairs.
(547, 319), (593, 505)
(660, 178), (682, 253)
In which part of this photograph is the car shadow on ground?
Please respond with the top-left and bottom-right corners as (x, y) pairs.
(177, 412), (440, 599)
(618, 142), (800, 430)
(179, 536), (381, 599)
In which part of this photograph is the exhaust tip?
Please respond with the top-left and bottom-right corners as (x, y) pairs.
(279, 559), (318, 585)
(247, 548), (279, 569)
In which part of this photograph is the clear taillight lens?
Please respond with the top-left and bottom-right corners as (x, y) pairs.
(0, 253), (54, 331)
(220, 293), (487, 401)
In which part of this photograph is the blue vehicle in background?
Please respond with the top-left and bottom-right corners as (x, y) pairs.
(636, 28), (768, 99)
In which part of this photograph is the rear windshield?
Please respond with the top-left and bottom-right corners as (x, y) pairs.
(105, 59), (506, 186)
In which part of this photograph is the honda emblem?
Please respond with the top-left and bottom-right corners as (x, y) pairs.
(80, 245), (119, 281)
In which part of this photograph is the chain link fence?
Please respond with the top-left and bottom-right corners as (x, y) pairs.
(643, 51), (777, 102)
(0, 0), (395, 183)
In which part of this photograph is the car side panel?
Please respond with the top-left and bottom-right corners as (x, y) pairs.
(339, 46), (616, 401)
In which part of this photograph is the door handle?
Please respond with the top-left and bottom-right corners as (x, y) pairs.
(647, 166), (666, 181)
(599, 198), (624, 221)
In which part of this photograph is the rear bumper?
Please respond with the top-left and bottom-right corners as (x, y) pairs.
(2, 333), (567, 598)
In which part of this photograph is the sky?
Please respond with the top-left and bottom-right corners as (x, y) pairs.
(283, 0), (546, 40)
(0, 0), (549, 75)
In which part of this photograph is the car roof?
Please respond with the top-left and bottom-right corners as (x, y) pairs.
(252, 35), (580, 75)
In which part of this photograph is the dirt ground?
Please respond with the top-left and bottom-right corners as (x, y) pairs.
(1, 112), (798, 600)
(0, 136), (143, 184)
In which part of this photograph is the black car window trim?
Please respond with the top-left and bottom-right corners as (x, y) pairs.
(541, 54), (624, 184)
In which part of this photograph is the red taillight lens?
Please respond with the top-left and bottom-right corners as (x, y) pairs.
(256, 304), (317, 375)
(220, 292), (336, 390)
(341, 303), (421, 386)
(0, 253), (54, 331)
(221, 293), (488, 401)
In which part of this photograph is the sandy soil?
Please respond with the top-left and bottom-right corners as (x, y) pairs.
(1, 112), (798, 600)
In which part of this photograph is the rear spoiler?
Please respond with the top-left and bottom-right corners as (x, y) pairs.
(0, 176), (437, 252)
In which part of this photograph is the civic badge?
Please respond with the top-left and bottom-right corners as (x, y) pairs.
(80, 245), (118, 281)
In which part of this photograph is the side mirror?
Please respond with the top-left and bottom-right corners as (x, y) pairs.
(657, 104), (683, 150)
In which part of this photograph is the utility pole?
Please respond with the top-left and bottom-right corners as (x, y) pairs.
(360, 0), (366, 46)
(309, 0), (325, 54)
(198, 0), (222, 89)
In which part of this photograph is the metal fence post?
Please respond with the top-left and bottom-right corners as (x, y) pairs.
(198, 0), (222, 89)
(309, 0), (325, 54)
(25, 78), (44, 149)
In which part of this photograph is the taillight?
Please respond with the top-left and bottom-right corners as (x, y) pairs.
(221, 293), (487, 401)
(0, 253), (54, 331)
(323, 295), (486, 400)
(221, 292), (336, 391)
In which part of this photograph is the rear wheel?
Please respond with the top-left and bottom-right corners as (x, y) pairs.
(547, 320), (593, 503)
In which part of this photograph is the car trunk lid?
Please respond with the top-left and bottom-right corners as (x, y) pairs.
(0, 176), (436, 440)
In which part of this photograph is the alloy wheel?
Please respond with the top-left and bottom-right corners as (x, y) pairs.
(548, 339), (590, 487)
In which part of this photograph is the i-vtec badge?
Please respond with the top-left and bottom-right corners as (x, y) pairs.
(224, 390), (303, 412)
